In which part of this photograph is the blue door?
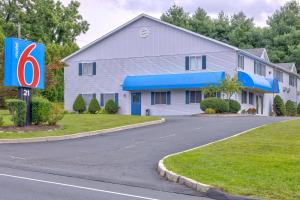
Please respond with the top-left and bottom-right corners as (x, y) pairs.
(131, 92), (141, 115)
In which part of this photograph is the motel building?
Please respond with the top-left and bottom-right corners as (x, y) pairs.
(63, 14), (300, 116)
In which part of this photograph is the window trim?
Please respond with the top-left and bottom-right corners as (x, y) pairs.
(248, 92), (254, 105)
(274, 69), (283, 83)
(289, 75), (297, 87)
(254, 60), (266, 77)
(152, 91), (171, 105)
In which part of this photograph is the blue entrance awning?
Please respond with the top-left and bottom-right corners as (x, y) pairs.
(123, 71), (225, 91)
(238, 71), (279, 93)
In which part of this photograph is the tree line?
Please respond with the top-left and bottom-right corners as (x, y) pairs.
(161, 1), (300, 71)
(0, 0), (89, 107)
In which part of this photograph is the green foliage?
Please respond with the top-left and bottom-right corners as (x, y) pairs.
(32, 96), (50, 125)
(48, 102), (64, 125)
(6, 99), (26, 126)
(204, 108), (216, 114)
(105, 100), (119, 114)
(161, 1), (300, 71)
(221, 75), (242, 100)
(273, 95), (286, 116)
(0, 115), (3, 126)
(88, 98), (101, 114)
(202, 85), (221, 98)
(200, 98), (229, 113)
(73, 95), (86, 113)
(161, 5), (191, 29)
(297, 103), (300, 115)
(226, 99), (241, 113)
(96, 109), (108, 114)
(285, 100), (297, 116)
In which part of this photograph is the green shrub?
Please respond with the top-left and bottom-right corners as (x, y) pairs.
(105, 100), (119, 114)
(226, 99), (241, 113)
(273, 95), (286, 116)
(32, 96), (50, 125)
(285, 100), (296, 116)
(6, 99), (26, 126)
(204, 108), (216, 114)
(88, 97), (100, 114)
(96, 109), (107, 114)
(73, 95), (86, 113)
(0, 115), (3, 126)
(48, 103), (65, 125)
(297, 103), (300, 115)
(200, 98), (229, 113)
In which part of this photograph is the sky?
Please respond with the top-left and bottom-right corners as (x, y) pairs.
(61, 0), (291, 47)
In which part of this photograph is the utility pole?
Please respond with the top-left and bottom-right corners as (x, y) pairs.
(17, 23), (32, 126)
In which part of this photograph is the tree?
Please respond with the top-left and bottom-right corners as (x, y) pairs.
(73, 95), (86, 113)
(273, 95), (286, 116)
(0, 0), (89, 44)
(161, 5), (191, 30)
(88, 97), (100, 114)
(212, 11), (231, 43)
(221, 75), (242, 100)
(190, 8), (214, 37)
(202, 85), (221, 98)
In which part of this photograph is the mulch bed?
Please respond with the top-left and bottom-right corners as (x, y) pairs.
(0, 125), (60, 132)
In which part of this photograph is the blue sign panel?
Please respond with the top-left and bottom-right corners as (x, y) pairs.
(4, 38), (45, 89)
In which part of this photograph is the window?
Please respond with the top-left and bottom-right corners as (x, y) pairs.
(249, 92), (254, 105)
(242, 90), (247, 104)
(82, 63), (93, 76)
(238, 55), (244, 69)
(187, 91), (202, 103)
(82, 94), (94, 106)
(289, 75), (297, 87)
(254, 60), (266, 76)
(189, 56), (202, 70)
(101, 93), (118, 106)
(274, 70), (283, 82)
(152, 92), (171, 105)
(154, 92), (167, 104)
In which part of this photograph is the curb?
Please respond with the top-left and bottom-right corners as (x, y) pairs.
(157, 118), (297, 200)
(0, 118), (165, 144)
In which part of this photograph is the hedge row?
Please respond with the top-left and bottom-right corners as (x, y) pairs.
(200, 98), (241, 113)
(73, 95), (119, 114)
(274, 95), (298, 116)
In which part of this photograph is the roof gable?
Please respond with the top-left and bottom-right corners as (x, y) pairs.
(62, 14), (237, 62)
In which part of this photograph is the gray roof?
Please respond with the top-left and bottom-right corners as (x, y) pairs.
(275, 63), (296, 72)
(243, 48), (266, 58)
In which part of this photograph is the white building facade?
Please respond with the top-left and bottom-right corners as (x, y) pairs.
(63, 14), (300, 116)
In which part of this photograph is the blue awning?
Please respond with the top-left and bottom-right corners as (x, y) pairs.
(238, 71), (279, 93)
(123, 71), (225, 91)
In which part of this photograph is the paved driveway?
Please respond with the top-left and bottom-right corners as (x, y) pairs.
(0, 116), (292, 200)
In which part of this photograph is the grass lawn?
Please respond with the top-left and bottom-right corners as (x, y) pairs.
(164, 120), (300, 200)
(0, 110), (160, 139)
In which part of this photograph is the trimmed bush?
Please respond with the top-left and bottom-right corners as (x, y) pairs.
(205, 108), (216, 114)
(273, 95), (286, 116)
(32, 96), (50, 125)
(48, 103), (65, 125)
(88, 97), (100, 114)
(226, 99), (241, 113)
(73, 95), (86, 113)
(297, 103), (300, 115)
(285, 100), (296, 116)
(200, 98), (229, 113)
(105, 100), (119, 114)
(6, 99), (26, 126)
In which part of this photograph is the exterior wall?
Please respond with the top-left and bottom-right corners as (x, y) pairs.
(64, 16), (237, 115)
(64, 16), (299, 116)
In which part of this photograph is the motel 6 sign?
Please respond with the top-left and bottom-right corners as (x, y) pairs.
(4, 38), (45, 89)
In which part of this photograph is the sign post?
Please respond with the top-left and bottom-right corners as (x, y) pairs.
(4, 38), (45, 126)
